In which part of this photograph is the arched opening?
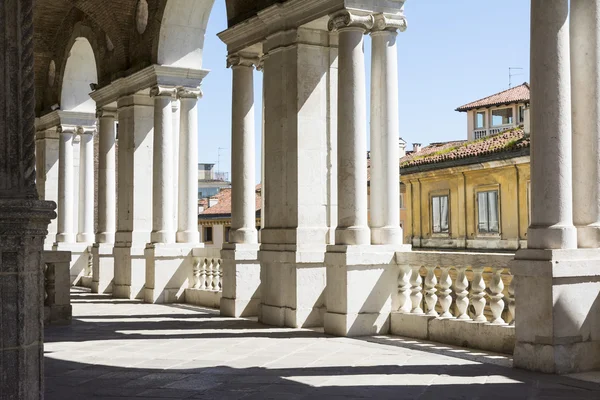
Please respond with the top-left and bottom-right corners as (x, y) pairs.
(157, 0), (215, 68)
(60, 37), (98, 112)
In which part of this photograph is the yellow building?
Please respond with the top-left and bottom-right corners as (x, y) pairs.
(401, 85), (531, 250)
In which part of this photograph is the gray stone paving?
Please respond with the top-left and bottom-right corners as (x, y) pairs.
(44, 289), (600, 399)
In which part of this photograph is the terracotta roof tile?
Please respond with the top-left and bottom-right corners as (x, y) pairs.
(399, 128), (529, 169)
(456, 83), (530, 112)
(199, 185), (262, 217)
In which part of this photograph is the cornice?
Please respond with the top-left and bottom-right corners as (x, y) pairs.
(36, 110), (97, 132)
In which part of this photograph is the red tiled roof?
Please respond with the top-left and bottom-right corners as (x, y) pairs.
(400, 128), (529, 169)
(199, 185), (261, 217)
(456, 83), (530, 112)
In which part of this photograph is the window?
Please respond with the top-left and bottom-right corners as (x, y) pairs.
(475, 111), (486, 129)
(477, 191), (500, 234)
(203, 227), (213, 243)
(491, 108), (513, 127)
(431, 195), (449, 234)
(518, 105), (526, 124)
(224, 227), (231, 243)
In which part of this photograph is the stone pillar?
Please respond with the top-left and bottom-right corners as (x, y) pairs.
(150, 86), (177, 244)
(333, 13), (372, 246)
(571, 0), (600, 248)
(512, 0), (600, 374)
(527, 0), (577, 250)
(96, 109), (117, 243)
(370, 14), (406, 245)
(172, 100), (180, 226)
(36, 127), (60, 248)
(77, 126), (95, 244)
(0, 0), (56, 397)
(113, 93), (154, 299)
(93, 109), (117, 294)
(221, 54), (261, 318)
(56, 126), (76, 244)
(176, 88), (202, 244)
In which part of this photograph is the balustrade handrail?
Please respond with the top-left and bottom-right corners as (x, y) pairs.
(192, 247), (223, 292)
(396, 250), (513, 269)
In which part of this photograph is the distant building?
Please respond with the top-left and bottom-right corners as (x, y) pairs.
(456, 82), (530, 141)
(198, 163), (231, 200)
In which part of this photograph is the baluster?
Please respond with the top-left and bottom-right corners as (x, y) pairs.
(199, 259), (207, 289)
(218, 260), (223, 291)
(192, 258), (201, 289)
(508, 273), (516, 326)
(206, 259), (214, 290)
(45, 263), (56, 307)
(397, 264), (412, 313)
(213, 259), (221, 291)
(410, 265), (424, 314)
(454, 266), (470, 320)
(424, 266), (438, 316)
(489, 267), (506, 325)
(470, 267), (487, 322)
(86, 250), (93, 277)
(438, 267), (453, 318)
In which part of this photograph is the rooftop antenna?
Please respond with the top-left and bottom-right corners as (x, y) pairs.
(509, 67), (524, 88)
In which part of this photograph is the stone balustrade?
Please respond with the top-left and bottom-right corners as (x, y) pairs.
(391, 251), (515, 354)
(42, 250), (72, 325)
(184, 247), (223, 308)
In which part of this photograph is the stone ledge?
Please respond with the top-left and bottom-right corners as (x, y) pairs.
(185, 289), (221, 309)
(390, 312), (515, 354)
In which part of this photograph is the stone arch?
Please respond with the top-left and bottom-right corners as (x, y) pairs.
(153, 0), (216, 69)
(59, 36), (98, 112)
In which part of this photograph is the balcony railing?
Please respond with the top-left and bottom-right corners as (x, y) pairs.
(184, 247), (223, 308)
(473, 125), (514, 140)
(42, 250), (72, 325)
(392, 251), (515, 354)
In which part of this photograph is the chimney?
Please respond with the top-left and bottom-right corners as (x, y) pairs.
(399, 139), (406, 158)
(208, 197), (219, 208)
(413, 143), (422, 153)
(523, 106), (531, 137)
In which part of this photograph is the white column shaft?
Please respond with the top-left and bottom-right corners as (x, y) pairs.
(231, 64), (258, 244)
(97, 112), (117, 243)
(370, 29), (402, 245)
(177, 90), (201, 243)
(571, 0), (600, 248)
(151, 89), (176, 244)
(77, 130), (95, 243)
(528, 0), (577, 249)
(335, 27), (370, 245)
(172, 101), (180, 227)
(56, 129), (75, 243)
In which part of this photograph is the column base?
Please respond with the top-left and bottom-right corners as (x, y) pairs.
(220, 243), (261, 318)
(92, 243), (114, 294)
(324, 244), (411, 337)
(151, 231), (176, 245)
(511, 248), (600, 374)
(176, 230), (200, 244)
(258, 244), (327, 328)
(577, 224), (600, 248)
(335, 226), (371, 246)
(144, 243), (195, 304)
(76, 232), (94, 244)
(113, 244), (146, 299)
(231, 228), (258, 245)
(96, 232), (115, 244)
(527, 225), (577, 250)
(371, 226), (404, 246)
(53, 242), (91, 286)
(56, 233), (75, 243)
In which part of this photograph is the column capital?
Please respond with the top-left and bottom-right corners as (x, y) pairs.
(256, 56), (266, 72)
(371, 13), (408, 34)
(96, 108), (118, 119)
(227, 53), (261, 69)
(177, 87), (203, 100)
(57, 125), (77, 135)
(150, 85), (177, 98)
(76, 125), (97, 136)
(328, 10), (375, 32)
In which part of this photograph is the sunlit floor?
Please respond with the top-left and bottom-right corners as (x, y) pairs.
(44, 289), (600, 400)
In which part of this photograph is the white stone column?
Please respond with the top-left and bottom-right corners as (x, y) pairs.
(528, 0), (577, 249)
(77, 126), (95, 244)
(330, 11), (373, 246)
(370, 14), (407, 245)
(228, 54), (259, 244)
(571, 0), (600, 248)
(172, 100), (180, 227)
(96, 109), (117, 243)
(56, 125), (76, 243)
(177, 87), (202, 244)
(151, 86), (177, 244)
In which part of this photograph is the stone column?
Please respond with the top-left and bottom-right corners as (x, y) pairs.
(228, 54), (259, 244)
(96, 109), (117, 243)
(172, 100), (180, 226)
(176, 88), (202, 244)
(571, 0), (600, 248)
(370, 14), (406, 245)
(151, 86), (177, 244)
(330, 12), (373, 246)
(527, 0), (577, 250)
(56, 125), (76, 243)
(0, 0), (56, 397)
(77, 126), (95, 244)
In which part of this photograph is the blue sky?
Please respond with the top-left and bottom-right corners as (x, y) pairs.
(198, 1), (531, 182)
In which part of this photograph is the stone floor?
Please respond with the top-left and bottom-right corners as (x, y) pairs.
(44, 289), (600, 400)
